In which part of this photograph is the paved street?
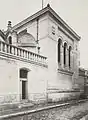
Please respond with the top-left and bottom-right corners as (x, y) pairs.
(0, 99), (88, 120)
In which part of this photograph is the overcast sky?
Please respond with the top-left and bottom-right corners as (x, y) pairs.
(0, 0), (88, 68)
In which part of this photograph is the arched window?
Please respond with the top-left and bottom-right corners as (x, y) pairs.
(69, 46), (71, 68)
(58, 39), (62, 63)
(63, 42), (67, 66)
(8, 36), (12, 44)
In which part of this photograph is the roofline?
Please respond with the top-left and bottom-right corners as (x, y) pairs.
(11, 4), (81, 41)
(0, 30), (6, 40)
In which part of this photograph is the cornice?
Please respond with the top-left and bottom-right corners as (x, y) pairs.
(11, 7), (49, 31)
(47, 89), (80, 94)
(10, 5), (80, 41)
(48, 8), (80, 41)
(0, 52), (48, 68)
(0, 30), (6, 40)
(58, 68), (74, 76)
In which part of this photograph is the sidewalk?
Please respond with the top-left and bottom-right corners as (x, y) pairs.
(0, 99), (88, 120)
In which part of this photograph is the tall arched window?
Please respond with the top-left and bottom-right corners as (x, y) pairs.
(69, 46), (71, 68)
(63, 42), (67, 66)
(58, 39), (62, 63)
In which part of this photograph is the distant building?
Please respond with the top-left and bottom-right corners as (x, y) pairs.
(0, 4), (86, 104)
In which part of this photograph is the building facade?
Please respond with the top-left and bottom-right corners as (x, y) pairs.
(0, 4), (85, 104)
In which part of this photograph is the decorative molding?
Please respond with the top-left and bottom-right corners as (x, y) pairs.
(0, 52), (48, 68)
(58, 68), (74, 76)
(47, 89), (80, 94)
(10, 6), (80, 41)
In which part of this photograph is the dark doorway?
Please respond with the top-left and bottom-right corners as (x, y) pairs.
(22, 81), (26, 99)
(20, 69), (28, 100)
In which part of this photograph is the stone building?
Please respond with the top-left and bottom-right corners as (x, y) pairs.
(78, 68), (88, 98)
(0, 4), (84, 104)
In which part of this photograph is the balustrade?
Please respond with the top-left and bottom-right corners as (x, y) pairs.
(0, 41), (47, 66)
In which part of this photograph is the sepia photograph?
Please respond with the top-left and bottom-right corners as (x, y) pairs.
(0, 0), (88, 119)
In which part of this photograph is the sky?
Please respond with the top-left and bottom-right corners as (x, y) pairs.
(0, 0), (88, 68)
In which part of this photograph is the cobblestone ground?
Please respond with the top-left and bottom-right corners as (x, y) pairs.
(1, 100), (88, 120)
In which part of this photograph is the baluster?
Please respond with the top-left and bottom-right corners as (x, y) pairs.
(33, 53), (35, 61)
(26, 51), (28, 59)
(1, 42), (3, 51)
(17, 48), (19, 56)
(43, 57), (45, 64)
(41, 57), (43, 63)
(38, 56), (41, 62)
(40, 56), (42, 63)
(13, 47), (15, 55)
(32, 53), (34, 61)
(30, 52), (32, 60)
(44, 57), (46, 64)
(36, 55), (38, 62)
(20, 49), (22, 57)
(28, 52), (30, 59)
(3, 43), (5, 52)
(11, 46), (14, 54)
(18, 49), (20, 56)
(23, 50), (24, 57)
(36, 55), (39, 62)
(25, 51), (27, 58)
(7, 44), (10, 53)
(40, 57), (42, 63)
(21, 50), (23, 57)
(0, 41), (1, 51)
(4, 44), (7, 52)
(24, 50), (26, 58)
(15, 47), (17, 56)
(10, 45), (12, 54)
(37, 55), (39, 62)
(35, 54), (37, 61)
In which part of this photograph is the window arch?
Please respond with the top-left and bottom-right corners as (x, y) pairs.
(68, 46), (71, 68)
(58, 38), (62, 63)
(63, 42), (67, 66)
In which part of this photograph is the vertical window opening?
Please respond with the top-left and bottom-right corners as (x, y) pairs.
(58, 39), (61, 63)
(63, 43), (67, 66)
(69, 46), (71, 68)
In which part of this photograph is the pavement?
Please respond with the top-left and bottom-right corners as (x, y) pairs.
(0, 99), (88, 120)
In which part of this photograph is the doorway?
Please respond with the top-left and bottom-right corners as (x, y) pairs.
(20, 69), (28, 100)
(22, 81), (27, 99)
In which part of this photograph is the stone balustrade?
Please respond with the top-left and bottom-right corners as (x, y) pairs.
(0, 41), (47, 67)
